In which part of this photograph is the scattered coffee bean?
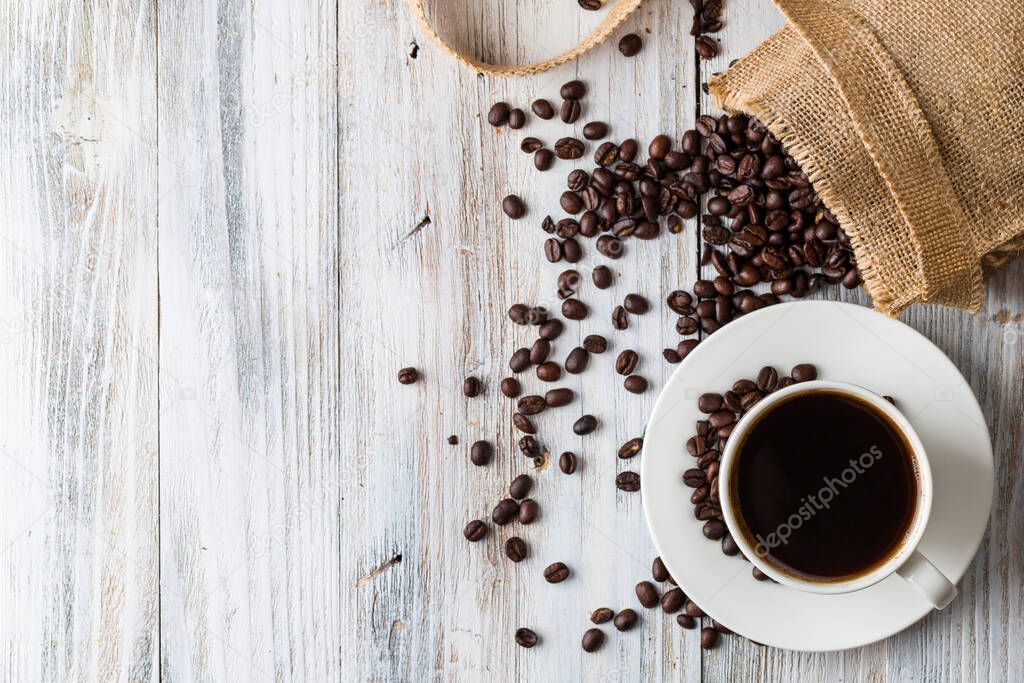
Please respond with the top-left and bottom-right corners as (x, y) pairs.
(463, 519), (487, 541)
(623, 293), (650, 314)
(573, 414), (598, 435)
(560, 80), (587, 99)
(624, 375), (648, 394)
(502, 195), (525, 219)
(505, 536), (528, 562)
(518, 435), (540, 458)
(618, 437), (643, 459)
(591, 607), (614, 624)
(700, 627), (719, 649)
(565, 347), (590, 374)
(554, 137), (585, 160)
(487, 102), (510, 127)
(518, 394), (546, 415)
(663, 348), (682, 364)
(538, 319), (564, 341)
(545, 561), (571, 583)
(614, 609), (638, 631)
(536, 361), (561, 382)
(558, 451), (577, 474)
(592, 265), (613, 289)
(713, 620), (733, 634)
(559, 98), (581, 124)
(509, 474), (533, 500)
(611, 305), (628, 330)
(635, 581), (659, 608)
(581, 628), (605, 653)
(518, 499), (539, 524)
(661, 587), (685, 613)
(545, 387), (574, 407)
(492, 499), (519, 525)
(684, 600), (704, 618)
(508, 304), (528, 325)
(583, 335), (607, 353)
(583, 121), (608, 140)
(652, 556), (670, 582)
(463, 376), (481, 397)
(534, 148), (554, 171)
(616, 471), (640, 492)
(512, 412), (536, 434)
(520, 136), (543, 153)
(618, 33), (643, 56)
(508, 108), (526, 129)
(470, 440), (492, 466)
(515, 627), (538, 648)
(615, 349), (639, 375)
(447, 435), (458, 445)
(676, 614), (696, 629)
(397, 367), (419, 384)
(752, 566), (771, 581)
(792, 363), (818, 382)
(648, 134), (671, 159)
(500, 377), (522, 398)
(596, 234), (623, 259)
(562, 298), (588, 320)
(531, 98), (554, 119)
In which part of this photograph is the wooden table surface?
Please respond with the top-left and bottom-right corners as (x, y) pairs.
(1, 0), (1021, 680)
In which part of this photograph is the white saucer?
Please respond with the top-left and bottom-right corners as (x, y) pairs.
(641, 301), (993, 651)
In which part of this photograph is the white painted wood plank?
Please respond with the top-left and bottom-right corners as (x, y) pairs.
(0, 1), (159, 680)
(157, 0), (339, 680)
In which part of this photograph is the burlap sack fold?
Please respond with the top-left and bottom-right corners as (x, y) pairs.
(710, 0), (1024, 315)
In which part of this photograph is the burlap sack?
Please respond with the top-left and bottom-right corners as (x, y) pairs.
(710, 0), (1024, 315)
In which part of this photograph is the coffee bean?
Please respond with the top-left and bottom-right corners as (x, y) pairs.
(502, 195), (525, 219)
(397, 367), (419, 384)
(618, 138), (639, 162)
(515, 627), (538, 648)
(562, 298), (587, 320)
(663, 348), (682, 364)
(581, 628), (604, 653)
(648, 134), (671, 159)
(652, 556), (670, 582)
(557, 269), (581, 298)
(591, 608), (615, 624)
(505, 537), (527, 562)
(544, 561), (571, 584)
(791, 363), (818, 382)
(574, 414), (598, 435)
(624, 293), (650, 314)
(695, 36), (718, 58)
(583, 121), (609, 140)
(517, 395), (546, 415)
(512, 412), (536, 434)
(700, 627), (719, 649)
(534, 148), (554, 171)
(520, 435), (542, 459)
(721, 533), (740, 556)
(500, 377), (522, 398)
(539, 319), (564, 341)
(565, 347), (590, 374)
(492, 499), (518, 525)
(559, 98), (581, 124)
(463, 519), (487, 541)
(677, 339), (699, 359)
(560, 80), (587, 99)
(676, 614), (696, 629)
(708, 409), (735, 429)
(509, 474), (533, 499)
(563, 238), (582, 263)
(615, 349), (639, 375)
(702, 518), (726, 540)
(583, 335), (608, 353)
(470, 440), (492, 466)
(462, 376), (481, 397)
(579, 0), (602, 9)
(698, 393), (723, 413)
(545, 387), (574, 407)
(487, 102), (510, 126)
(756, 366), (779, 391)
(661, 587), (685, 613)
(635, 581), (659, 608)
(616, 471), (640, 492)
(614, 609), (638, 631)
(667, 290), (694, 315)
(518, 498), (539, 524)
(596, 234), (623, 259)
(624, 375), (648, 394)
(554, 137), (585, 160)
(611, 305), (628, 330)
(684, 600), (704, 618)
(520, 137), (543, 153)
(531, 98), (555, 119)
(447, 435), (458, 445)
(559, 451), (577, 474)
(509, 348), (531, 373)
(592, 265), (613, 289)
(595, 141), (618, 166)
(618, 33), (643, 56)
(682, 468), (706, 487)
(544, 238), (562, 263)
(536, 361), (560, 382)
(560, 191), (583, 214)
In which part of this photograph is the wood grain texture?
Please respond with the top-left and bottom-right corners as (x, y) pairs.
(0, 0), (159, 680)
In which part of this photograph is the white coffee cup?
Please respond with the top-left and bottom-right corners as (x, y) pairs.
(719, 380), (957, 609)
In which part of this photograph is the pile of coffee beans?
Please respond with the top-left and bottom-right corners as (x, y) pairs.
(682, 363), (818, 580)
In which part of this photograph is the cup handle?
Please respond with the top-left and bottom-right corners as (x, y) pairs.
(896, 550), (957, 609)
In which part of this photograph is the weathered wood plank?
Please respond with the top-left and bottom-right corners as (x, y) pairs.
(0, 1), (159, 680)
(157, 0), (339, 679)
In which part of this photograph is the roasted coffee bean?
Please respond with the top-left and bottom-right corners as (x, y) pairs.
(614, 608), (639, 631)
(554, 137), (585, 160)
(708, 409), (735, 429)
(791, 363), (818, 382)
(591, 607), (615, 624)
(616, 471), (640, 492)
(508, 108), (526, 129)
(700, 627), (719, 649)
(470, 440), (492, 466)
(752, 566), (771, 581)
(615, 138), (637, 163)
(518, 435), (540, 458)
(649, 134), (671, 159)
(560, 191), (583, 214)
(661, 587), (685, 614)
(698, 393), (723, 413)
(684, 600), (704, 618)
(624, 375), (648, 394)
(596, 234), (623, 259)
(583, 335), (608, 353)
(618, 32), (643, 56)
(509, 348), (531, 373)
(624, 293), (650, 314)
(463, 376), (481, 397)
(562, 298), (587, 320)
(500, 377), (522, 398)
(487, 102), (510, 126)
(564, 347), (590, 374)
(618, 437), (643, 459)
(677, 339), (699, 359)
(567, 168), (589, 192)
(518, 498), (539, 524)
(545, 561), (571, 583)
(544, 387), (574, 408)
(505, 537), (527, 562)
(574, 414), (598, 435)
(509, 474), (534, 500)
(447, 435), (458, 445)
(682, 468), (706, 487)
(512, 412), (536, 434)
(676, 614), (696, 629)
(536, 361), (560, 382)
(559, 451), (578, 474)
(515, 628), (538, 648)
(615, 349), (639, 375)
(534, 148), (554, 171)
(595, 141), (618, 166)
(463, 519), (487, 541)
(492, 499), (519, 525)
(721, 533), (740, 556)
(592, 265), (613, 289)
(756, 366), (779, 391)
(611, 305), (628, 330)
(583, 121), (609, 140)
(518, 394), (546, 415)
(539, 319), (564, 341)
(397, 367), (419, 385)
(580, 628), (605, 653)
(521, 136), (543, 153)
(667, 290), (694, 315)
(560, 80), (587, 99)
(635, 581), (660, 608)
(531, 98), (555, 119)
(562, 238), (582, 263)
(702, 518), (726, 540)
(559, 98), (582, 124)
(544, 238), (563, 263)
(652, 556), (670, 582)
(502, 194), (526, 219)
(732, 378), (756, 394)
(713, 620), (733, 635)
(558, 269), (581, 297)
(663, 348), (682, 364)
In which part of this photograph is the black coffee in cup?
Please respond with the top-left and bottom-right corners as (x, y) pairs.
(731, 390), (918, 580)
